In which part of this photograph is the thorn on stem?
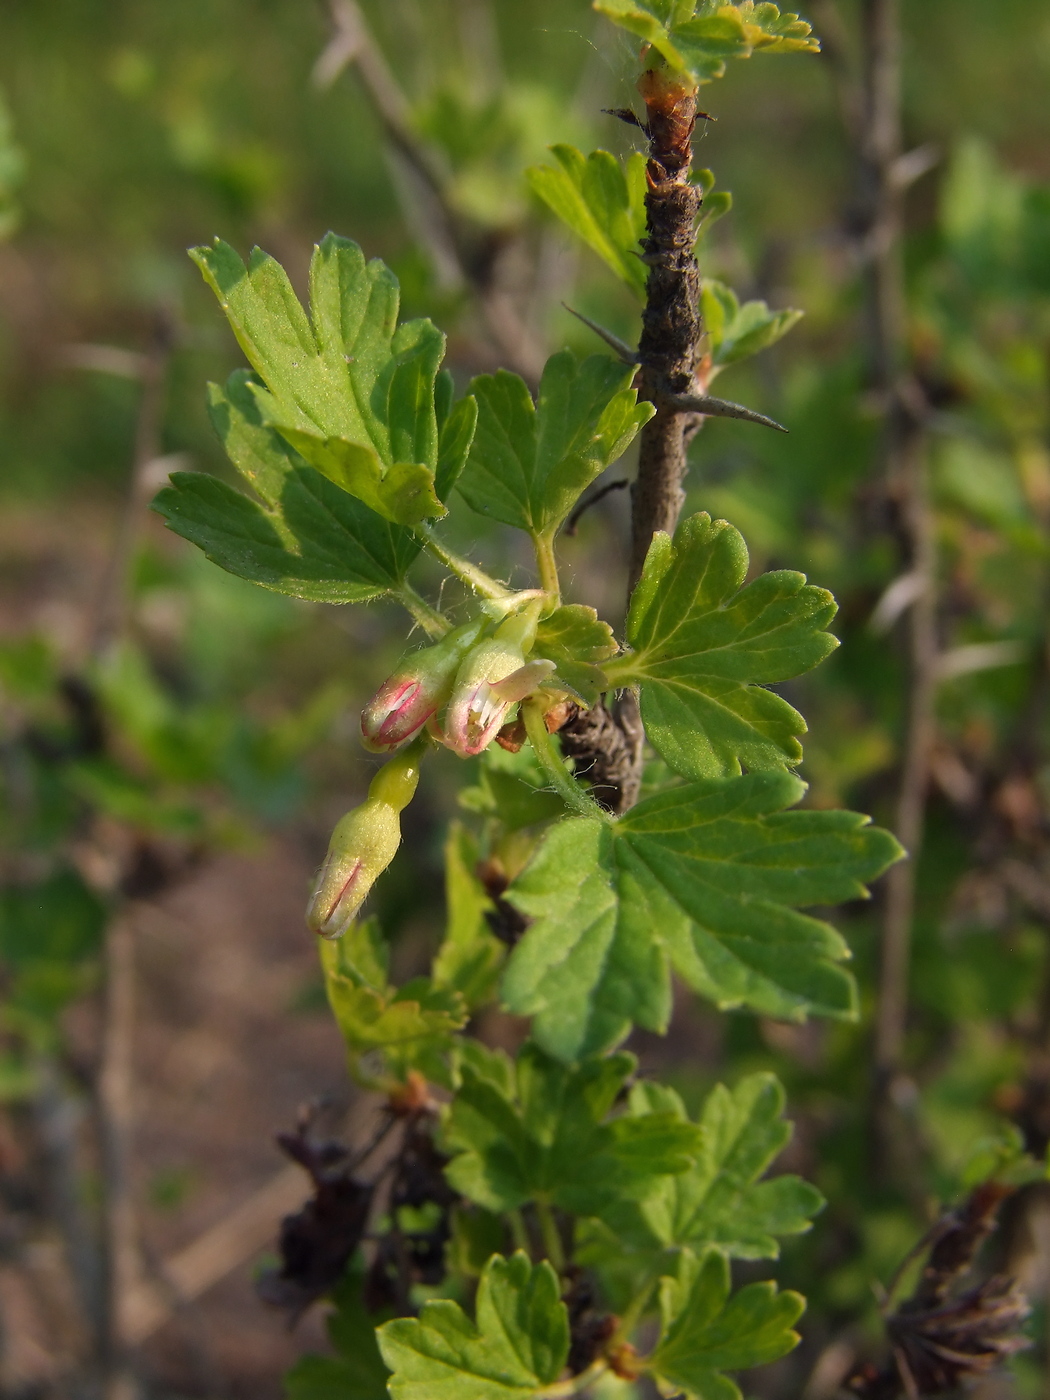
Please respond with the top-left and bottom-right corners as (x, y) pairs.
(664, 390), (788, 433)
(562, 304), (639, 365)
(602, 107), (649, 135)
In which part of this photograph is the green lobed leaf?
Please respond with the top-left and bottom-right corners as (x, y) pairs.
(598, 1074), (824, 1260)
(457, 744), (567, 832)
(608, 512), (839, 779)
(503, 769), (903, 1061)
(377, 1251), (568, 1400)
(593, 1), (819, 87)
(437, 393), (481, 501)
(442, 1041), (703, 1216)
(189, 234), (451, 526)
(649, 1248), (805, 1400)
(526, 146), (648, 296)
(153, 371), (422, 603)
(457, 351), (653, 538)
(533, 604), (618, 706)
(285, 1259), (392, 1400)
(321, 921), (468, 1082)
(432, 824), (506, 1010)
(702, 279), (803, 369)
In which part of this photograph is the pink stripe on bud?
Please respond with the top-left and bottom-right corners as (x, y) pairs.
(360, 619), (487, 754)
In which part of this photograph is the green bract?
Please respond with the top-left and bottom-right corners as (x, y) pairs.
(377, 1252), (569, 1400)
(609, 511), (839, 779)
(593, 0), (819, 86)
(189, 234), (450, 526)
(504, 770), (902, 1061)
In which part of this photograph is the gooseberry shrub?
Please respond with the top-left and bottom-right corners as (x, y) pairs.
(154, 4), (904, 1396)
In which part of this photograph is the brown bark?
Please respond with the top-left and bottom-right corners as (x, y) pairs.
(568, 67), (706, 814)
(629, 67), (704, 592)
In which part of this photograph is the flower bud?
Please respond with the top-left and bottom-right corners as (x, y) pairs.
(361, 620), (487, 754)
(306, 745), (422, 940)
(442, 603), (556, 758)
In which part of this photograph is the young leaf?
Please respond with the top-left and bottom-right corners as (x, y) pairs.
(649, 1249), (804, 1400)
(533, 605), (618, 706)
(602, 1075), (824, 1260)
(189, 235), (448, 526)
(321, 924), (468, 1082)
(286, 1261), (392, 1400)
(695, 170), (734, 239)
(702, 280), (803, 370)
(442, 1042), (703, 1217)
(153, 371), (422, 604)
(457, 352), (653, 538)
(457, 745), (567, 832)
(432, 824), (505, 1010)
(608, 512), (839, 779)
(527, 146), (648, 297)
(593, 1), (819, 87)
(377, 1251), (569, 1400)
(436, 394), (480, 501)
(503, 770), (903, 1061)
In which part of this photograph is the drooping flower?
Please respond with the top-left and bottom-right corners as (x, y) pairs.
(441, 603), (556, 758)
(360, 619), (486, 754)
(306, 743), (423, 940)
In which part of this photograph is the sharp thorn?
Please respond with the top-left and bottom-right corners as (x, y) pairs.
(602, 107), (648, 134)
(667, 392), (788, 433)
(562, 305), (639, 365)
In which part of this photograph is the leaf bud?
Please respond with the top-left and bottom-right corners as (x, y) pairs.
(360, 619), (487, 753)
(306, 744), (423, 940)
(441, 602), (556, 758)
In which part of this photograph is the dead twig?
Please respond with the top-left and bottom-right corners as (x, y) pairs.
(845, 1), (937, 1147)
(847, 1183), (1030, 1400)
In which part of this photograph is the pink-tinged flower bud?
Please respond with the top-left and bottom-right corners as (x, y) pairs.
(306, 745), (422, 940)
(361, 620), (486, 754)
(441, 603), (556, 758)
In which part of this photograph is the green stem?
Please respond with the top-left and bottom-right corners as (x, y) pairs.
(508, 1208), (532, 1258)
(531, 530), (561, 608)
(417, 525), (513, 603)
(398, 583), (451, 639)
(537, 1359), (609, 1398)
(613, 1272), (658, 1346)
(523, 700), (608, 821)
(535, 1199), (566, 1273)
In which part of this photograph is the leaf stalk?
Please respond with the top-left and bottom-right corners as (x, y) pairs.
(523, 699), (609, 821)
(416, 525), (514, 604)
(531, 530), (562, 609)
(534, 1198), (566, 1273)
(398, 583), (451, 638)
(537, 1359), (609, 1398)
